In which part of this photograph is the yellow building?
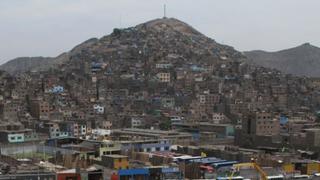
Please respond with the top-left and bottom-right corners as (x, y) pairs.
(283, 162), (320, 175)
(102, 155), (129, 170)
(283, 164), (294, 173)
(307, 163), (320, 175)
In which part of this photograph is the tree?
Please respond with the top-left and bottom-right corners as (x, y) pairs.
(159, 117), (171, 130)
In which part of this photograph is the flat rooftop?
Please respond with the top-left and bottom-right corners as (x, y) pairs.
(103, 154), (128, 158)
(113, 128), (192, 137)
(0, 129), (33, 133)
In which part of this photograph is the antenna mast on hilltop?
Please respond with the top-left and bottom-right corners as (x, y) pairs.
(163, 4), (167, 18)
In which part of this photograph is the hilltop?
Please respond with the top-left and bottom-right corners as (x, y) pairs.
(0, 18), (243, 74)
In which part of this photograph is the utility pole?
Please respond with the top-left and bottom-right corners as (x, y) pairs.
(163, 4), (167, 18)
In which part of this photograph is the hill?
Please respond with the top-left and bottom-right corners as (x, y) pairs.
(0, 38), (98, 74)
(0, 18), (243, 75)
(0, 17), (319, 125)
(56, 18), (245, 77)
(244, 43), (320, 77)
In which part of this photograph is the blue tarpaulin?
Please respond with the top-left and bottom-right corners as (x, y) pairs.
(118, 168), (149, 176)
(280, 115), (288, 125)
(161, 167), (180, 173)
(212, 161), (238, 168)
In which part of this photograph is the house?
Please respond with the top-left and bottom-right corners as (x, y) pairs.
(112, 128), (192, 145)
(38, 122), (70, 138)
(58, 121), (92, 138)
(170, 116), (183, 124)
(199, 123), (235, 138)
(90, 129), (111, 140)
(0, 129), (38, 143)
(99, 155), (129, 170)
(157, 73), (170, 83)
(305, 128), (320, 148)
(131, 116), (143, 128)
(117, 168), (149, 180)
(161, 97), (175, 109)
(120, 139), (171, 153)
(57, 169), (81, 180)
(156, 63), (172, 69)
(30, 99), (50, 120)
(99, 141), (121, 156)
(93, 104), (104, 114)
(0, 100), (20, 121)
(99, 121), (112, 129)
(212, 113), (229, 124)
(50, 85), (64, 94)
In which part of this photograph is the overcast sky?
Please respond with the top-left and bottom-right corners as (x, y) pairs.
(1, 0), (319, 64)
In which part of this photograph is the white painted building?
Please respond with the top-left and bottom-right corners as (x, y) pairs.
(93, 104), (105, 114)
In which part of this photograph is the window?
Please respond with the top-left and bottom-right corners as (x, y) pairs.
(10, 137), (15, 140)
(17, 136), (22, 140)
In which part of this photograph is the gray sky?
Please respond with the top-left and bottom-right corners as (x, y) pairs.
(1, 0), (320, 64)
